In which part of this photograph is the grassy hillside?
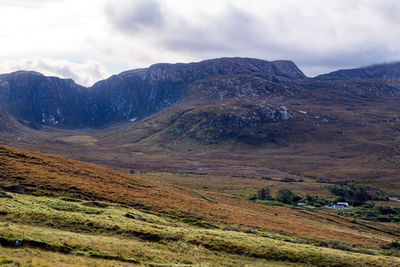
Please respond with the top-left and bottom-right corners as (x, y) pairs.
(1, 145), (400, 265)
(1, 193), (291, 266)
(3, 193), (400, 267)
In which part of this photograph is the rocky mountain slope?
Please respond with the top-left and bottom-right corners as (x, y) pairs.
(0, 58), (305, 128)
(2, 58), (400, 131)
(86, 58), (305, 127)
(0, 71), (88, 127)
(98, 62), (400, 146)
(3, 58), (400, 190)
(318, 62), (400, 80)
(0, 106), (24, 134)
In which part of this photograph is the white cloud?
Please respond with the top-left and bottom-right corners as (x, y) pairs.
(0, 58), (110, 87)
(105, 0), (400, 76)
(1, 0), (400, 80)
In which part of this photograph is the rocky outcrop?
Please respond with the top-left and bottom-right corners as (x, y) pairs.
(185, 74), (305, 103)
(131, 73), (302, 144)
(173, 103), (294, 143)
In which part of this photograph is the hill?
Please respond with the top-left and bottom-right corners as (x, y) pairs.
(0, 107), (22, 134)
(1, 145), (400, 266)
(0, 106), (35, 145)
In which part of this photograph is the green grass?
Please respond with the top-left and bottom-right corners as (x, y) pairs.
(1, 193), (400, 266)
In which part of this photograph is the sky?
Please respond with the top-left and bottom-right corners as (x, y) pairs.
(1, 0), (400, 86)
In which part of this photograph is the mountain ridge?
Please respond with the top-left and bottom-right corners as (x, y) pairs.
(1, 57), (400, 132)
(0, 57), (306, 128)
(318, 62), (400, 79)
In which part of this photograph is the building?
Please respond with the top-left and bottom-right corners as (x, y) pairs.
(325, 202), (349, 209)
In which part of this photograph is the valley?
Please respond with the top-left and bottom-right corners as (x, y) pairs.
(2, 57), (400, 266)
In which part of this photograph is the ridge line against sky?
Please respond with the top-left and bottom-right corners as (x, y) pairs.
(0, 0), (399, 86)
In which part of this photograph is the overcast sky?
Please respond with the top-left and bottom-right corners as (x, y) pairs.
(1, 0), (400, 86)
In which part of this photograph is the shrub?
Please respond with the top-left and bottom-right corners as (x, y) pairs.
(377, 206), (398, 215)
(82, 201), (109, 208)
(381, 240), (400, 249)
(292, 195), (302, 203)
(276, 189), (297, 204)
(304, 194), (329, 207)
(327, 182), (388, 206)
(253, 188), (272, 201)
(280, 177), (296, 182)
(0, 191), (12, 199)
(170, 128), (184, 136)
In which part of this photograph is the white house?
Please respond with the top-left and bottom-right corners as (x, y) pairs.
(326, 202), (349, 209)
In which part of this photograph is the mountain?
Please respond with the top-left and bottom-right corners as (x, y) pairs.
(4, 59), (400, 266)
(87, 60), (400, 192)
(87, 57), (305, 127)
(154, 74), (303, 144)
(98, 65), (400, 146)
(318, 62), (400, 79)
(0, 58), (305, 128)
(3, 57), (400, 191)
(3, 58), (400, 131)
(0, 71), (88, 127)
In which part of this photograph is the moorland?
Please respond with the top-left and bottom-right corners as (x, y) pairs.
(2, 58), (400, 266)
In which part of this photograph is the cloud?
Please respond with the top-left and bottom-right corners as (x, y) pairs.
(160, 6), (261, 54)
(2, 0), (400, 81)
(106, 0), (164, 33)
(0, 57), (111, 87)
(104, 0), (400, 76)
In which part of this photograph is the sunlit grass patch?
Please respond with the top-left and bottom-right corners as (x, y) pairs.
(1, 193), (400, 266)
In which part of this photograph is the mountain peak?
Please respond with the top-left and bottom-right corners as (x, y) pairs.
(117, 57), (306, 80)
(6, 70), (44, 76)
(0, 57), (302, 128)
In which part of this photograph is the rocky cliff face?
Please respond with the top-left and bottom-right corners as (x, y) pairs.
(0, 71), (88, 127)
(0, 57), (306, 128)
(86, 57), (305, 127)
